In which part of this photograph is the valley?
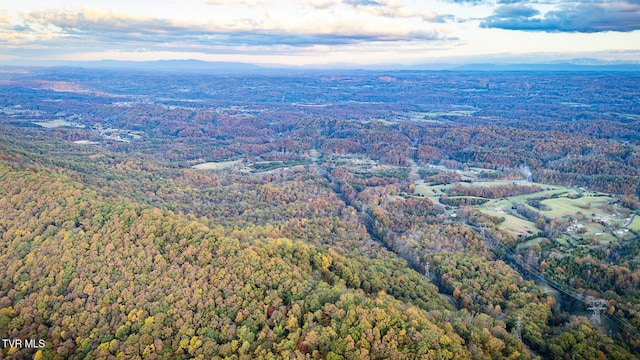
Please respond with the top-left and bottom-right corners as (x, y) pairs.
(0, 67), (639, 359)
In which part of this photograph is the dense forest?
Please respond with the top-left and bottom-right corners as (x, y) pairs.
(0, 68), (639, 359)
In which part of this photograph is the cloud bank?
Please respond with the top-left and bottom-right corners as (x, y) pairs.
(0, 0), (638, 64)
(481, 0), (640, 32)
(0, 2), (448, 58)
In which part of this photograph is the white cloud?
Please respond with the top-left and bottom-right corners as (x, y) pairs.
(207, 0), (277, 6)
(8, 5), (447, 44)
(307, 0), (339, 9)
(0, 10), (11, 24)
(0, 0), (638, 64)
(341, 0), (442, 21)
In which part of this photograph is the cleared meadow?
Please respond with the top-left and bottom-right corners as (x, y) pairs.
(539, 195), (615, 219)
(628, 216), (640, 232)
(192, 160), (242, 170)
(413, 175), (634, 245)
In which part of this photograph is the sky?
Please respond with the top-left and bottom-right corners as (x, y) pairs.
(1, 0), (639, 66)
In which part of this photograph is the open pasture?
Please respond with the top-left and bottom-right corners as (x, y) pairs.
(628, 215), (640, 232)
(480, 209), (538, 237)
(414, 181), (449, 198)
(192, 160), (242, 170)
(539, 195), (615, 219)
(516, 237), (544, 250)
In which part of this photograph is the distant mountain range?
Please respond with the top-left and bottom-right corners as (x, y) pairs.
(3, 59), (640, 72)
(450, 62), (640, 72)
(66, 59), (268, 72)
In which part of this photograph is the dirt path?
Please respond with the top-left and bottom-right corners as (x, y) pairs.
(623, 213), (637, 228)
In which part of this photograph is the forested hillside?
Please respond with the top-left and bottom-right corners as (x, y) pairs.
(1, 68), (639, 359)
(0, 135), (532, 359)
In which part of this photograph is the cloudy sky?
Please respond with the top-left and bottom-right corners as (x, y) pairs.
(1, 0), (639, 66)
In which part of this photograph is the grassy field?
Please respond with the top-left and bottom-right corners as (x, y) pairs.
(413, 174), (634, 244)
(539, 195), (615, 219)
(469, 167), (498, 173)
(34, 119), (84, 128)
(628, 215), (640, 232)
(594, 233), (617, 244)
(414, 182), (448, 199)
(554, 237), (572, 247)
(242, 159), (314, 173)
(505, 188), (569, 203)
(500, 214), (538, 237)
(415, 180), (569, 206)
(480, 209), (538, 237)
(580, 221), (606, 234)
(192, 160), (241, 170)
(516, 237), (543, 250)
(422, 110), (477, 117)
(407, 111), (446, 122)
(417, 180), (546, 237)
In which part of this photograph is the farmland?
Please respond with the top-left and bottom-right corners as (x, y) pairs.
(415, 174), (633, 243)
(191, 159), (242, 170)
